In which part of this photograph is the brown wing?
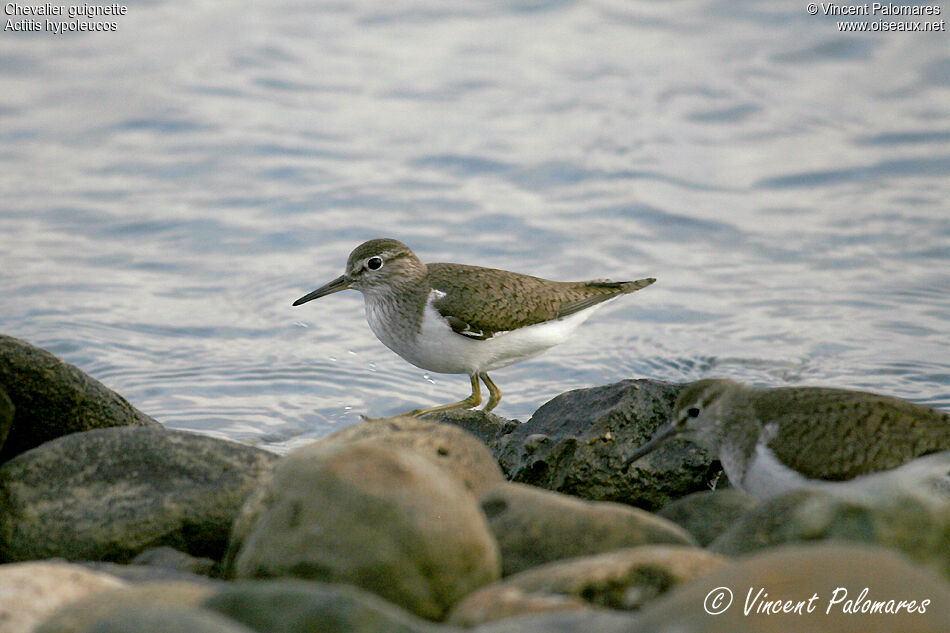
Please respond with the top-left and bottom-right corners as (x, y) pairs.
(426, 263), (651, 336)
(763, 387), (950, 480)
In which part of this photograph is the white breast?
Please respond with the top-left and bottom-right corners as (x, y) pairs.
(717, 422), (809, 498)
(732, 441), (811, 498)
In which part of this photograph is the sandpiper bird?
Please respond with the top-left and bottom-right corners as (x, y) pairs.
(293, 238), (655, 415)
(625, 378), (950, 498)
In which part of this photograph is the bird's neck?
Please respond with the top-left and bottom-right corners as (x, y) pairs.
(363, 277), (431, 339)
(697, 394), (760, 458)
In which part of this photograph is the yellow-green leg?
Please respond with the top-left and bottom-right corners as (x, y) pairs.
(410, 374), (482, 416)
(480, 372), (501, 412)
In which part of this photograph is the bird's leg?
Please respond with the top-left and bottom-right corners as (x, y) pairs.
(410, 374), (482, 416)
(480, 372), (502, 412)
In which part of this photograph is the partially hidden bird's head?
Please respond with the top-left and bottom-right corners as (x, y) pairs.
(669, 378), (742, 448)
(293, 238), (426, 305)
(624, 377), (740, 469)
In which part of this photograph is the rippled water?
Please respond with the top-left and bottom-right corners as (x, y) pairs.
(2, 1), (948, 452)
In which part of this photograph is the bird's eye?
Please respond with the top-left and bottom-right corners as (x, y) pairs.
(687, 407), (701, 418)
(366, 256), (383, 271)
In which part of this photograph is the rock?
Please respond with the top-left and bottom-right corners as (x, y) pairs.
(223, 469), (276, 574)
(436, 379), (718, 510)
(226, 416), (504, 573)
(35, 580), (218, 633)
(131, 547), (217, 577)
(203, 580), (446, 633)
(470, 610), (637, 633)
(452, 590), (589, 628)
(450, 546), (728, 626)
(83, 605), (254, 633)
(710, 486), (950, 578)
(657, 489), (759, 546)
(480, 482), (695, 576)
(0, 334), (159, 463)
(0, 561), (125, 633)
(78, 561), (224, 585)
(0, 386), (12, 450)
(632, 543), (950, 632)
(229, 442), (501, 620)
(317, 415), (505, 496)
(246, 418), (502, 600)
(0, 426), (278, 563)
(421, 409), (518, 448)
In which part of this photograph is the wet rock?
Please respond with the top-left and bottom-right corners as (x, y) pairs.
(0, 561), (125, 633)
(0, 334), (159, 463)
(203, 580), (447, 633)
(83, 604), (254, 633)
(450, 546), (727, 626)
(35, 580), (218, 633)
(632, 543), (950, 632)
(657, 489), (759, 546)
(0, 426), (278, 563)
(710, 486), (950, 578)
(481, 482), (695, 576)
(229, 442), (501, 620)
(439, 379), (718, 510)
(317, 415), (504, 495)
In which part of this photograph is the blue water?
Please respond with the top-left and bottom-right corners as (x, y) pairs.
(2, 1), (949, 452)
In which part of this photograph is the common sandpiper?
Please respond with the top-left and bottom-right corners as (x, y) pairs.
(293, 238), (656, 415)
(625, 378), (950, 498)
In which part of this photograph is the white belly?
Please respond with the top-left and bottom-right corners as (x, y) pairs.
(365, 293), (602, 375)
(736, 446), (950, 502)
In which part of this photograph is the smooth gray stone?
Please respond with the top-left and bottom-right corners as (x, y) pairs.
(0, 426), (278, 563)
(0, 334), (159, 463)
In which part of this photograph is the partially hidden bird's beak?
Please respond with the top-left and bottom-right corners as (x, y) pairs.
(623, 423), (678, 470)
(292, 275), (351, 306)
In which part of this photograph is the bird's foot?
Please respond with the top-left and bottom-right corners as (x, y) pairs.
(407, 396), (480, 417)
(406, 374), (483, 417)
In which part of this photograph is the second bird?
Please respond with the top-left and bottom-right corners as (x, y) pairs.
(293, 238), (656, 415)
(625, 378), (950, 498)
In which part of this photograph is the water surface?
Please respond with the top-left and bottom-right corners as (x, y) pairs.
(1, 1), (948, 451)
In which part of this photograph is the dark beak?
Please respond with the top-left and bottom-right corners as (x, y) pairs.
(292, 275), (351, 306)
(623, 423), (678, 471)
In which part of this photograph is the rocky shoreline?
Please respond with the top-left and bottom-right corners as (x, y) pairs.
(2, 333), (950, 632)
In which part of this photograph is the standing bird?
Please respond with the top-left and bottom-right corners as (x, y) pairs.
(625, 378), (950, 498)
(293, 238), (655, 415)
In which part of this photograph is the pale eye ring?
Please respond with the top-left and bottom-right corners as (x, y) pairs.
(687, 407), (701, 418)
(366, 256), (383, 271)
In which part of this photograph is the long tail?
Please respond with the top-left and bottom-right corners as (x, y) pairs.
(589, 277), (656, 294)
(556, 277), (656, 318)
